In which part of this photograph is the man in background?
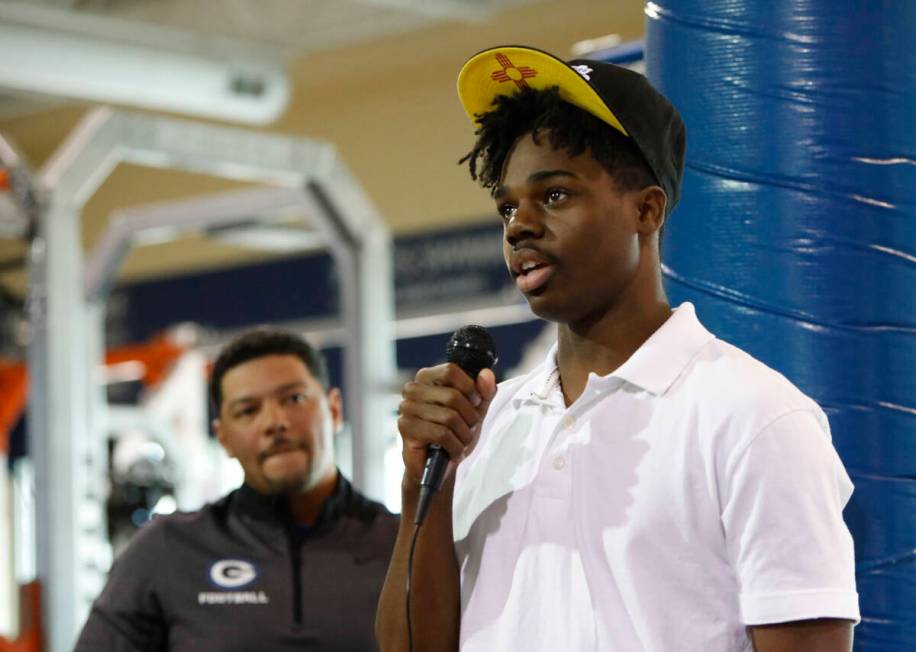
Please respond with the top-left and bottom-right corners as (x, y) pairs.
(77, 329), (398, 651)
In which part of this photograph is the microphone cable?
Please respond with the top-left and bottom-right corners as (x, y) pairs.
(406, 521), (421, 652)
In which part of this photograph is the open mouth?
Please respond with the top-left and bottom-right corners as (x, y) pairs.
(515, 261), (554, 293)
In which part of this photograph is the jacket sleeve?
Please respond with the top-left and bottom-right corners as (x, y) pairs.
(74, 517), (169, 651)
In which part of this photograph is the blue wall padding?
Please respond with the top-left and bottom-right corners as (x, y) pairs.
(644, 1), (916, 648)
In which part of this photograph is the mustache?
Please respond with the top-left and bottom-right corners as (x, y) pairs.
(258, 438), (305, 462)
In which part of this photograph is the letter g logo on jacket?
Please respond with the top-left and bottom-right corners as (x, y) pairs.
(209, 559), (258, 589)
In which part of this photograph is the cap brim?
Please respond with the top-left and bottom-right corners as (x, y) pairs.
(457, 45), (628, 136)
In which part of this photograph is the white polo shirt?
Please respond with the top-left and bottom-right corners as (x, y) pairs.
(453, 303), (859, 652)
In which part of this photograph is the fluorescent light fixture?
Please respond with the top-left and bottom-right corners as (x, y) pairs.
(0, 3), (289, 124)
(570, 33), (622, 57)
(208, 224), (328, 253)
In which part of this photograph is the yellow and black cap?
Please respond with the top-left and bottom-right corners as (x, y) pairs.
(457, 45), (686, 215)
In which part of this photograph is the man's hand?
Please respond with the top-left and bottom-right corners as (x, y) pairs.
(749, 618), (853, 652)
(397, 363), (497, 484)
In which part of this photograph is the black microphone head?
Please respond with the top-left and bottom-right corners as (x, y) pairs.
(446, 325), (498, 379)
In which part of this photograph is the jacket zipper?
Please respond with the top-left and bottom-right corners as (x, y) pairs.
(289, 530), (303, 626)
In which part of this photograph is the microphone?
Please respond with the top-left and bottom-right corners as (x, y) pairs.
(414, 325), (498, 526)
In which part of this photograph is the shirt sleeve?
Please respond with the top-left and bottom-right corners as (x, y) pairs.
(74, 518), (168, 651)
(720, 408), (860, 626)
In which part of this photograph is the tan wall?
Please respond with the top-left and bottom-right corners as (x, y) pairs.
(0, 0), (646, 293)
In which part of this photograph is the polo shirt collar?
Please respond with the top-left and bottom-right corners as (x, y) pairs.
(608, 302), (714, 396)
(513, 344), (564, 408)
(513, 302), (714, 405)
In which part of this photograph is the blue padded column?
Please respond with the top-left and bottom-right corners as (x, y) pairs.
(644, 2), (916, 648)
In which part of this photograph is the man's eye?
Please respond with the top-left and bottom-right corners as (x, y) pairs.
(497, 204), (517, 221)
(284, 393), (307, 405)
(545, 188), (568, 204)
(235, 407), (257, 418)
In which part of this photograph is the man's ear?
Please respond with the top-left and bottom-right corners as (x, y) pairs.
(213, 418), (236, 459)
(635, 185), (667, 237)
(327, 388), (344, 431)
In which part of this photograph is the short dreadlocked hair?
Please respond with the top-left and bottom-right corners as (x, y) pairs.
(460, 86), (661, 212)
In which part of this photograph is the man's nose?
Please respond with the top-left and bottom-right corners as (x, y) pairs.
(505, 201), (544, 247)
(261, 399), (289, 435)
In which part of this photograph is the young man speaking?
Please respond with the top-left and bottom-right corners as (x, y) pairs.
(377, 45), (858, 651)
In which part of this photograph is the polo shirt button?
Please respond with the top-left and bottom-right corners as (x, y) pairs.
(552, 456), (567, 471)
(560, 415), (576, 429)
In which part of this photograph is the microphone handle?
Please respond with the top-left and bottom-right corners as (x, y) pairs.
(414, 444), (449, 525)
